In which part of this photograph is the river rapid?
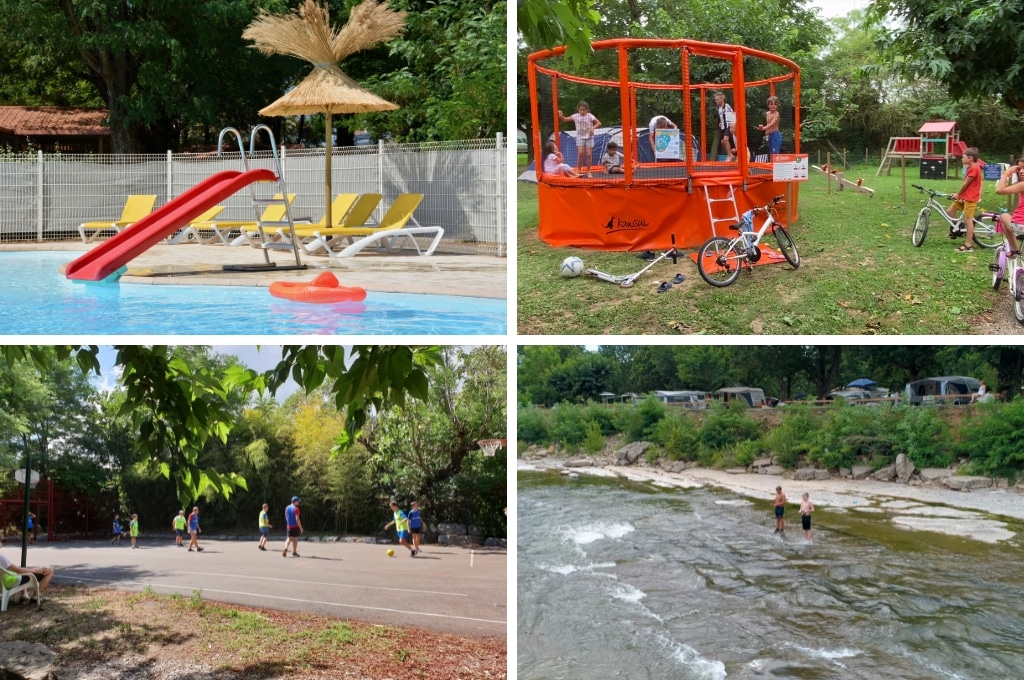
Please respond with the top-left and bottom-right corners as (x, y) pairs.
(518, 470), (1024, 680)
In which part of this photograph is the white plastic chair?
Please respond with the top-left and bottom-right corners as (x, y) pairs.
(1, 566), (40, 611)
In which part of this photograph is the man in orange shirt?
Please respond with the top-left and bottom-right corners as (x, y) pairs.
(950, 147), (983, 252)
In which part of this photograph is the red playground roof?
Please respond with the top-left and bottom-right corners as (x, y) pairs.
(918, 121), (958, 133)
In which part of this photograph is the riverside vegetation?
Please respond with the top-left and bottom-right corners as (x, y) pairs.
(518, 397), (1024, 482)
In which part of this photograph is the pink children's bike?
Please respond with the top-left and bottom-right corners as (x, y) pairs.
(989, 216), (1024, 324)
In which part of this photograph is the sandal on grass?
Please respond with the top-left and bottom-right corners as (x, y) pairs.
(673, 273), (686, 284)
(656, 281), (673, 293)
(956, 244), (973, 252)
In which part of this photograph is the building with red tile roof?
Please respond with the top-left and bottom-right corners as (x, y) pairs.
(0, 106), (110, 153)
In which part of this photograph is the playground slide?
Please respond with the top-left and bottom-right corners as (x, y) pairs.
(65, 168), (277, 281)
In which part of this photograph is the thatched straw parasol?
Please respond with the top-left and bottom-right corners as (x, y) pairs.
(244, 0), (406, 227)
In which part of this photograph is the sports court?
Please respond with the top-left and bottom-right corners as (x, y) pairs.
(30, 538), (506, 637)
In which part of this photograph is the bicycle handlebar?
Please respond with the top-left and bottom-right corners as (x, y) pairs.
(911, 184), (953, 200)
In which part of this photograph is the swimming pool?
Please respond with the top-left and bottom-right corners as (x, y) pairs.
(0, 251), (506, 335)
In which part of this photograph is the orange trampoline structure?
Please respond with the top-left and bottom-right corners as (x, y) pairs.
(527, 38), (803, 251)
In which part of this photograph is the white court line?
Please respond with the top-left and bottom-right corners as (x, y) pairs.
(59, 576), (505, 626)
(172, 570), (468, 598)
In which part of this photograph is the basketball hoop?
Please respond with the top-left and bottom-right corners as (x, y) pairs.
(14, 469), (39, 489)
(477, 439), (506, 458)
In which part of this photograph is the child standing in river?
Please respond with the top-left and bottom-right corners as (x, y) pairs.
(773, 486), (787, 533)
(800, 493), (814, 544)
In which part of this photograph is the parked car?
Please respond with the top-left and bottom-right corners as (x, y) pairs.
(828, 389), (874, 405)
(353, 130), (373, 146)
(517, 130), (527, 154)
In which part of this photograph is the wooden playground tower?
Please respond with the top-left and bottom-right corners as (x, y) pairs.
(876, 121), (966, 177)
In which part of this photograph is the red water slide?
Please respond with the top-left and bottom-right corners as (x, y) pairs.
(65, 168), (277, 281)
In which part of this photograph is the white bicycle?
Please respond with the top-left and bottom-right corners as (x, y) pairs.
(696, 195), (800, 287)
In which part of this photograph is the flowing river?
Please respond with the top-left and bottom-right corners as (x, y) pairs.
(518, 470), (1024, 680)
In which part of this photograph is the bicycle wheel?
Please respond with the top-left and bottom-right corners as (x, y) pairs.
(773, 226), (800, 268)
(697, 236), (741, 287)
(992, 248), (1005, 290)
(970, 215), (1000, 249)
(912, 208), (929, 247)
(1015, 269), (1024, 324)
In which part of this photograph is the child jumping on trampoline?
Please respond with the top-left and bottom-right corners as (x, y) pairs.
(757, 96), (782, 157)
(543, 141), (579, 178)
(558, 101), (600, 177)
(714, 91), (736, 162)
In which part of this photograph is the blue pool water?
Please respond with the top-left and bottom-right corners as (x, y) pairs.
(0, 251), (506, 335)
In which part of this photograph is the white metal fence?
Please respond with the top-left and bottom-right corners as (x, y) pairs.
(0, 135), (506, 255)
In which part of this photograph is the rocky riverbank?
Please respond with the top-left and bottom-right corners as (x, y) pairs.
(519, 443), (1024, 544)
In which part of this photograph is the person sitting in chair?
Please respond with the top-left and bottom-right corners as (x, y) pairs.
(0, 535), (54, 598)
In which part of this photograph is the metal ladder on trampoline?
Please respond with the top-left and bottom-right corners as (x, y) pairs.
(703, 184), (742, 237)
(217, 125), (305, 271)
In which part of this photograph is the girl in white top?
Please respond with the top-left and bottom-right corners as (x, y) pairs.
(542, 141), (578, 178)
(558, 101), (600, 177)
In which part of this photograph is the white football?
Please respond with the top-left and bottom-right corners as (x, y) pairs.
(560, 256), (584, 278)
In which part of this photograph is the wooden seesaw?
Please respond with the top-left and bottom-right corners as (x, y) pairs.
(812, 164), (875, 196)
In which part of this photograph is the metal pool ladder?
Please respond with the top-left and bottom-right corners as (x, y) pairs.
(217, 126), (306, 272)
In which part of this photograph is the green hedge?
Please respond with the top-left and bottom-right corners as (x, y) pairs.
(518, 400), (1019, 478)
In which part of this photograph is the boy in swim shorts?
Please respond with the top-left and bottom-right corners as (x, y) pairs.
(773, 486), (787, 533)
(800, 493), (814, 544)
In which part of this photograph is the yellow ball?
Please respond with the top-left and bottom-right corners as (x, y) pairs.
(386, 548), (395, 557)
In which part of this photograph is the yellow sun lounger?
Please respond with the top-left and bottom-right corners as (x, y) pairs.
(190, 194), (295, 245)
(285, 193), (378, 254)
(305, 194), (444, 258)
(78, 194), (157, 243)
(162, 205), (225, 244)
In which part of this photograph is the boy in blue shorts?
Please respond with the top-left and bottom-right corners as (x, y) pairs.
(773, 486), (787, 533)
(172, 510), (186, 547)
(385, 501), (416, 557)
(409, 501), (424, 553)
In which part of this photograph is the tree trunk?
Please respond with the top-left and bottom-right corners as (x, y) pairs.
(826, 139), (851, 170)
(814, 347), (843, 398)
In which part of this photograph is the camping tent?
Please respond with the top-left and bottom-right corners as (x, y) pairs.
(715, 386), (766, 407)
(518, 127), (702, 183)
(905, 376), (981, 405)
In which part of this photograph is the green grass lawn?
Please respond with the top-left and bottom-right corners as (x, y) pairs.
(518, 162), (1016, 335)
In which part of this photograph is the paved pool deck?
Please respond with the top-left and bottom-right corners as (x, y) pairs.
(1, 241), (507, 299)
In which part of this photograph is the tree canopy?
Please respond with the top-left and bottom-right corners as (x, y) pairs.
(0, 0), (505, 152)
(868, 0), (1024, 112)
(517, 345), (1013, 406)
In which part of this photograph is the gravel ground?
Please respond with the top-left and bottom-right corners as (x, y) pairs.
(970, 287), (1024, 334)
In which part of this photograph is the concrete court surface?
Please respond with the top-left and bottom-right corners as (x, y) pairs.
(26, 538), (506, 638)
(1, 241), (506, 300)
